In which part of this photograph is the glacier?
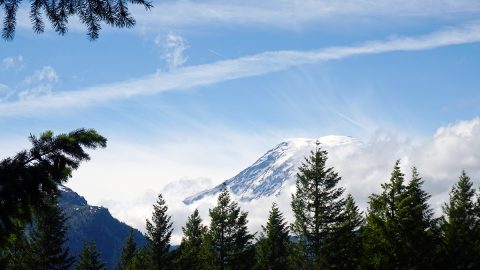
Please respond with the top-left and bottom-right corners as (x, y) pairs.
(183, 135), (360, 204)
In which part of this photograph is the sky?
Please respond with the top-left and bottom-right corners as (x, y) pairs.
(1, 0), (480, 243)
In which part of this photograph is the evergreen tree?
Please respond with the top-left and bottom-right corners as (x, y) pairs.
(362, 160), (406, 269)
(25, 195), (75, 270)
(441, 170), (480, 269)
(254, 203), (290, 270)
(1, 0), (153, 40)
(75, 241), (106, 270)
(198, 232), (219, 270)
(207, 188), (254, 270)
(0, 128), (107, 247)
(290, 143), (347, 269)
(116, 228), (137, 270)
(328, 194), (364, 270)
(145, 193), (173, 270)
(175, 209), (207, 270)
(127, 246), (153, 270)
(398, 167), (440, 269)
(0, 227), (30, 269)
(363, 162), (439, 269)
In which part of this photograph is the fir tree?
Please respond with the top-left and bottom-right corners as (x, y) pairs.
(25, 195), (75, 270)
(207, 188), (254, 270)
(0, 227), (30, 269)
(127, 246), (153, 270)
(1, 0), (153, 40)
(441, 170), (480, 269)
(198, 232), (219, 270)
(362, 160), (406, 269)
(363, 162), (439, 269)
(175, 209), (207, 270)
(145, 193), (173, 270)
(290, 143), (347, 269)
(116, 228), (137, 270)
(75, 241), (106, 270)
(328, 194), (364, 270)
(0, 128), (107, 247)
(254, 203), (290, 270)
(398, 167), (440, 269)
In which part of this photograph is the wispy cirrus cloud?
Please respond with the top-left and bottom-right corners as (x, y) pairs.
(132, 0), (480, 31)
(13, 1), (480, 35)
(1, 22), (480, 116)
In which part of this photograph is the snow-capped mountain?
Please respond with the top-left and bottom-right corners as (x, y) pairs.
(183, 135), (360, 204)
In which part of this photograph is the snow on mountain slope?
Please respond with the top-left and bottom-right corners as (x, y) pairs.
(183, 135), (360, 204)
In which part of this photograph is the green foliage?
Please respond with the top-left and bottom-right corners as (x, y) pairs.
(0, 226), (30, 269)
(175, 209), (207, 270)
(1, 0), (153, 40)
(75, 241), (106, 270)
(363, 162), (439, 269)
(0, 128), (107, 247)
(198, 232), (220, 270)
(441, 170), (480, 269)
(207, 188), (255, 270)
(254, 203), (290, 270)
(117, 229), (137, 270)
(25, 195), (75, 269)
(145, 193), (173, 270)
(328, 194), (364, 270)
(126, 246), (153, 270)
(290, 144), (349, 269)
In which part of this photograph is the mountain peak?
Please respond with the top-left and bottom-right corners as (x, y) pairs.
(183, 135), (358, 205)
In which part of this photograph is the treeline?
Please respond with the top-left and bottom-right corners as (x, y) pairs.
(2, 129), (480, 269)
(115, 146), (480, 270)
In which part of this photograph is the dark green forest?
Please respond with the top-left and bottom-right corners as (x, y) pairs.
(2, 130), (480, 269)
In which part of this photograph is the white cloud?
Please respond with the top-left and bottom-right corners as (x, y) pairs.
(131, 0), (480, 31)
(1, 22), (480, 116)
(18, 66), (60, 101)
(0, 84), (13, 102)
(2, 55), (25, 71)
(156, 33), (189, 69)
(24, 66), (59, 85)
(13, 0), (480, 34)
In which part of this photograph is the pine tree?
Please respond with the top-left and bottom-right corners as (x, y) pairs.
(116, 229), (137, 270)
(0, 227), (30, 269)
(25, 195), (75, 270)
(175, 209), (207, 270)
(1, 0), (153, 40)
(290, 144), (347, 269)
(328, 194), (364, 270)
(363, 162), (440, 269)
(145, 193), (173, 270)
(127, 246), (153, 270)
(441, 170), (480, 269)
(362, 160), (406, 269)
(207, 188), (254, 270)
(0, 128), (107, 247)
(254, 203), (290, 270)
(75, 241), (106, 270)
(398, 167), (440, 269)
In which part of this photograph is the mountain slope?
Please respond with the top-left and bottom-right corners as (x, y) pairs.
(59, 185), (147, 270)
(184, 135), (359, 204)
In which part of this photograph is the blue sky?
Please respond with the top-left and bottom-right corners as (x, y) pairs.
(2, 0), (480, 239)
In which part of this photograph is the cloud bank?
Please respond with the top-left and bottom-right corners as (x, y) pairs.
(1, 22), (480, 116)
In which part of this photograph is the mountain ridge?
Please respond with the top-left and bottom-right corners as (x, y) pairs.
(184, 135), (359, 204)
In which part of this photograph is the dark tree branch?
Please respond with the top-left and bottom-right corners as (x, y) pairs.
(1, 0), (152, 40)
